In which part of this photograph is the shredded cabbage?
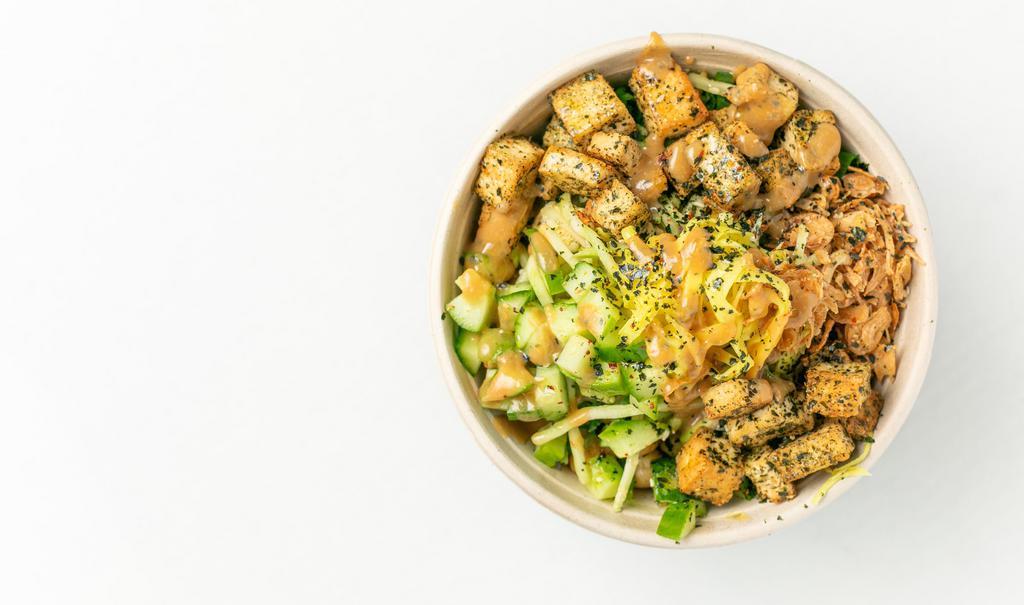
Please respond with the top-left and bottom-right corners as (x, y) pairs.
(812, 442), (874, 505)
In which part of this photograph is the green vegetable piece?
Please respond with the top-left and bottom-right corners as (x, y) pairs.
(563, 262), (603, 301)
(584, 454), (623, 500)
(650, 457), (688, 504)
(545, 301), (587, 345)
(445, 269), (497, 332)
(532, 365), (569, 421)
(622, 363), (667, 399)
(711, 70), (736, 84)
(555, 334), (595, 382)
(589, 362), (628, 396)
(657, 500), (698, 542)
(598, 418), (659, 458)
(534, 434), (568, 468)
(454, 329), (481, 374)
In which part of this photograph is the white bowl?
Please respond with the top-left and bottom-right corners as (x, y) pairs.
(430, 33), (938, 548)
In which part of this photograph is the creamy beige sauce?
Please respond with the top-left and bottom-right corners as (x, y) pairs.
(663, 138), (704, 184)
(762, 168), (815, 214)
(469, 187), (534, 282)
(627, 33), (678, 205)
(792, 122), (841, 172)
(732, 126), (769, 157)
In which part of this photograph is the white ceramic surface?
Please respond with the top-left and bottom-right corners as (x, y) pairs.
(430, 33), (938, 548)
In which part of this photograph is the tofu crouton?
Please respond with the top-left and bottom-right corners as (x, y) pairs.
(585, 131), (642, 175)
(584, 179), (649, 234)
(628, 37), (707, 139)
(753, 148), (812, 213)
(804, 362), (872, 418)
(542, 116), (577, 150)
(551, 71), (635, 144)
(475, 137), (545, 211)
(702, 379), (773, 419)
(536, 175), (561, 201)
(676, 427), (744, 506)
(538, 146), (617, 194)
(767, 422), (855, 482)
(744, 447), (796, 503)
(723, 120), (770, 158)
(724, 395), (814, 447)
(782, 109), (842, 172)
(665, 122), (761, 207)
(841, 390), (883, 440)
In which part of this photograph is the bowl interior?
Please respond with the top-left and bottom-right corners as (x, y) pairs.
(431, 34), (937, 548)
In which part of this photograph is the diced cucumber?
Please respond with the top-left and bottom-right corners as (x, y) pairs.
(595, 333), (648, 363)
(506, 396), (541, 422)
(578, 387), (620, 404)
(545, 302), (587, 345)
(563, 262), (603, 301)
(589, 362), (628, 396)
(629, 395), (664, 421)
(546, 271), (567, 297)
(656, 500), (698, 542)
(478, 328), (514, 368)
(478, 356), (534, 402)
(525, 254), (553, 305)
(514, 303), (558, 366)
(534, 434), (568, 468)
(554, 334), (595, 382)
(599, 418), (660, 458)
(446, 269), (496, 332)
(532, 365), (568, 421)
(650, 457), (686, 503)
(623, 363), (668, 399)
(578, 289), (620, 342)
(454, 329), (481, 374)
(585, 454), (623, 500)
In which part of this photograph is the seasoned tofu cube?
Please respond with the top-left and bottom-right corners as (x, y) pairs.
(841, 390), (883, 440)
(475, 137), (545, 211)
(676, 427), (744, 506)
(538, 146), (617, 194)
(753, 148), (811, 213)
(702, 379), (773, 419)
(584, 179), (649, 234)
(585, 131), (642, 175)
(767, 423), (855, 482)
(723, 120), (769, 158)
(542, 116), (578, 150)
(724, 395), (814, 447)
(782, 109), (842, 172)
(665, 122), (761, 207)
(628, 48), (708, 139)
(628, 72), (706, 140)
(537, 175), (561, 201)
(551, 71), (635, 144)
(804, 362), (872, 418)
(744, 447), (796, 503)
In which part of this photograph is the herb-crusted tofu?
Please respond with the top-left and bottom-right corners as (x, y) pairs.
(767, 422), (855, 482)
(804, 361), (872, 418)
(676, 427), (744, 506)
(584, 179), (649, 234)
(782, 109), (842, 172)
(841, 390), (883, 440)
(628, 36), (708, 139)
(538, 146), (618, 194)
(753, 148), (811, 213)
(664, 122), (761, 207)
(702, 378), (773, 419)
(551, 71), (635, 145)
(724, 395), (814, 447)
(744, 447), (796, 503)
(585, 131), (642, 175)
(475, 137), (545, 212)
(542, 116), (578, 150)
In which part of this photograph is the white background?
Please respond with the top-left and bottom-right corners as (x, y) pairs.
(0, 1), (1021, 603)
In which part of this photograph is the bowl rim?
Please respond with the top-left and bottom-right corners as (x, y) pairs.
(430, 33), (938, 548)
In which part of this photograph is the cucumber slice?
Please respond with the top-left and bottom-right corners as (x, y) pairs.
(454, 329), (481, 374)
(514, 303), (558, 366)
(590, 362), (628, 396)
(478, 328), (514, 369)
(497, 286), (534, 331)
(545, 302), (587, 345)
(478, 354), (534, 402)
(578, 289), (620, 342)
(532, 365), (568, 421)
(506, 396), (541, 422)
(534, 434), (568, 468)
(595, 333), (648, 363)
(622, 363), (668, 399)
(585, 454), (623, 500)
(554, 334), (595, 382)
(563, 262), (603, 301)
(446, 269), (496, 332)
(599, 418), (660, 458)
(578, 387), (621, 404)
